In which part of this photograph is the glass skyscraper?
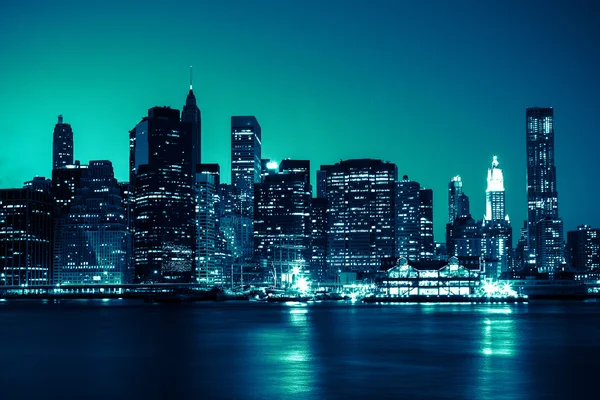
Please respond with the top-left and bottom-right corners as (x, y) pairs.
(526, 107), (563, 272)
(448, 176), (463, 224)
(182, 76), (202, 175)
(231, 116), (261, 220)
(419, 188), (434, 260)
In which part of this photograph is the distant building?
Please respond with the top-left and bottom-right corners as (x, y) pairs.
(482, 156), (512, 279)
(182, 73), (202, 175)
(0, 188), (53, 286)
(24, 177), (52, 194)
(231, 116), (261, 219)
(447, 216), (481, 258)
(419, 188), (434, 260)
(52, 161), (87, 214)
(526, 107), (563, 270)
(131, 107), (195, 283)
(195, 165), (221, 284)
(254, 167), (311, 284)
(316, 168), (330, 199)
(448, 176), (463, 224)
(396, 175), (421, 261)
(322, 159), (397, 277)
(310, 198), (328, 283)
(567, 225), (600, 271)
(56, 161), (130, 285)
(279, 159), (310, 184)
(52, 115), (74, 169)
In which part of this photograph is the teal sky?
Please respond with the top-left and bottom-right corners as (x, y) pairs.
(1, 0), (599, 241)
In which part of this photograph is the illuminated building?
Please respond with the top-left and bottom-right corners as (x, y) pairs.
(52, 115), (73, 169)
(231, 116), (261, 262)
(316, 168), (330, 199)
(322, 159), (397, 277)
(378, 256), (481, 296)
(279, 159), (310, 184)
(567, 225), (600, 271)
(182, 67), (202, 174)
(261, 159), (278, 182)
(0, 187), (53, 286)
(52, 161), (87, 213)
(526, 107), (564, 271)
(131, 107), (195, 283)
(310, 197), (328, 283)
(482, 156), (512, 278)
(513, 221), (529, 271)
(254, 165), (311, 283)
(56, 161), (131, 285)
(231, 116), (261, 219)
(24, 177), (52, 194)
(448, 176), (463, 224)
(396, 175), (420, 261)
(447, 216), (481, 258)
(419, 188), (434, 260)
(195, 164), (221, 284)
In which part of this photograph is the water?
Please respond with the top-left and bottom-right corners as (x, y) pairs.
(0, 300), (598, 399)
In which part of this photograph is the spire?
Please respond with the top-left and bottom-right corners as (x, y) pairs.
(190, 65), (193, 91)
(492, 155), (499, 169)
(58, 115), (63, 124)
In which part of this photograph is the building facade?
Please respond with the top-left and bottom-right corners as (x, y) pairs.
(56, 161), (130, 285)
(567, 225), (600, 271)
(526, 107), (563, 271)
(419, 188), (434, 260)
(0, 188), (53, 286)
(195, 165), (221, 284)
(396, 175), (421, 261)
(322, 159), (397, 277)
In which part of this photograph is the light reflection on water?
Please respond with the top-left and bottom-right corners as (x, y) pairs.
(0, 301), (598, 400)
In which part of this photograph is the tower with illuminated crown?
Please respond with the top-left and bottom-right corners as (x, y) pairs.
(481, 156), (512, 278)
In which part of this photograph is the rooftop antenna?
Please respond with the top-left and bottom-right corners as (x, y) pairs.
(190, 65), (193, 90)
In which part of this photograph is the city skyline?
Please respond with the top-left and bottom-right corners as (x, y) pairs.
(2, 0), (600, 241)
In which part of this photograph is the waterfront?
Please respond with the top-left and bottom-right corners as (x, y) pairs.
(0, 300), (598, 399)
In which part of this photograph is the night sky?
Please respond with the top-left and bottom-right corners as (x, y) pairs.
(1, 0), (599, 240)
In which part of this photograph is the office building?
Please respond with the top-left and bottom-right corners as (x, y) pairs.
(195, 165), (221, 284)
(231, 116), (261, 219)
(567, 225), (600, 271)
(396, 175), (421, 261)
(448, 176), (463, 224)
(131, 107), (195, 282)
(0, 188), (53, 286)
(310, 197), (328, 283)
(322, 159), (397, 277)
(526, 107), (564, 271)
(419, 188), (434, 260)
(182, 70), (202, 174)
(56, 161), (130, 285)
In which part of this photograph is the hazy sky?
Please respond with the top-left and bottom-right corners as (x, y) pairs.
(1, 0), (599, 240)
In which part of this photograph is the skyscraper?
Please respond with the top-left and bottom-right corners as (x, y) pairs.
(0, 187), (53, 286)
(448, 176), (463, 224)
(254, 168), (312, 283)
(419, 188), (434, 260)
(131, 107), (195, 283)
(310, 197), (328, 283)
(396, 175), (421, 261)
(526, 107), (563, 271)
(195, 164), (220, 284)
(182, 67), (202, 175)
(481, 157), (512, 278)
(231, 116), (261, 219)
(56, 161), (130, 285)
(323, 159), (397, 277)
(52, 115), (74, 169)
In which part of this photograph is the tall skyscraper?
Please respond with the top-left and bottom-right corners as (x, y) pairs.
(396, 175), (421, 261)
(419, 188), (434, 260)
(0, 187), (53, 286)
(485, 156), (506, 221)
(195, 164), (220, 284)
(448, 176), (463, 224)
(323, 159), (397, 277)
(526, 107), (563, 271)
(182, 67), (202, 175)
(482, 156), (512, 278)
(131, 107), (195, 283)
(231, 116), (261, 219)
(52, 115), (74, 169)
(56, 161), (131, 285)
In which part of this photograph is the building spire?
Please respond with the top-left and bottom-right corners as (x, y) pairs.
(190, 65), (193, 90)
